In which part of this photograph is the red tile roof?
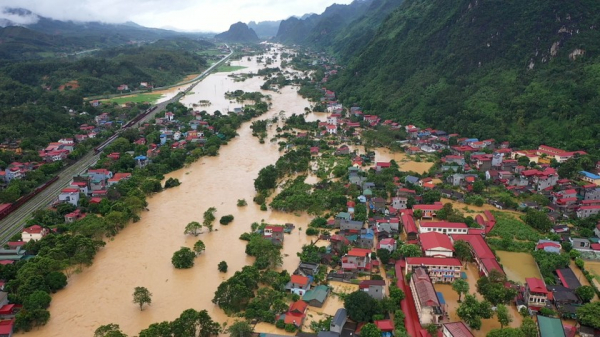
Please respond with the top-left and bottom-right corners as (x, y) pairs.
(443, 322), (474, 337)
(290, 275), (309, 286)
(406, 257), (462, 267)
(451, 235), (494, 259)
(412, 268), (440, 307)
(348, 248), (371, 257)
(526, 278), (548, 293)
(402, 214), (418, 234)
(289, 300), (308, 313)
(375, 319), (394, 332)
(359, 280), (386, 289)
(265, 225), (284, 232)
(413, 204), (444, 211)
(420, 232), (454, 251)
(420, 221), (467, 229)
(22, 225), (44, 234)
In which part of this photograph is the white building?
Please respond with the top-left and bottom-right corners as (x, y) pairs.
(22, 225), (50, 242)
(58, 188), (80, 206)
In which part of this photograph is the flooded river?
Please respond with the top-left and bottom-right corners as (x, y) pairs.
(27, 48), (412, 336)
(26, 50), (319, 337)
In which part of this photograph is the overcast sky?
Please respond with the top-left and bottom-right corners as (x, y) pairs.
(0, 0), (354, 32)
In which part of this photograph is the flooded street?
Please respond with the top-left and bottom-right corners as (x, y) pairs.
(26, 51), (320, 337)
(495, 251), (542, 284)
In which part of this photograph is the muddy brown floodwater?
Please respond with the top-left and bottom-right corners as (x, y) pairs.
(25, 50), (318, 337)
(26, 48), (412, 337)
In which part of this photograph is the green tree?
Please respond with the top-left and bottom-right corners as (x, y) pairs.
(422, 190), (441, 204)
(24, 290), (51, 310)
(360, 323), (382, 337)
(524, 209), (552, 232)
(45, 271), (67, 292)
(377, 248), (391, 265)
(254, 165), (278, 191)
(575, 285), (595, 303)
(452, 279), (470, 302)
(343, 290), (382, 322)
(133, 286), (152, 311)
(577, 301), (600, 329)
(164, 178), (181, 188)
(399, 244), (422, 257)
(457, 294), (494, 330)
(203, 207), (217, 232)
(193, 240), (206, 256)
(170, 309), (221, 337)
(520, 317), (538, 337)
(425, 324), (439, 337)
(226, 320), (254, 337)
(486, 328), (525, 337)
(473, 180), (485, 194)
(94, 323), (128, 337)
(246, 236), (282, 269)
(172, 247), (196, 269)
(454, 240), (473, 262)
(220, 215), (234, 225)
(184, 221), (203, 236)
(218, 261), (228, 273)
(496, 304), (512, 329)
(476, 270), (517, 306)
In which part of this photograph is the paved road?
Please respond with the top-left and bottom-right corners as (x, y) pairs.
(0, 47), (234, 244)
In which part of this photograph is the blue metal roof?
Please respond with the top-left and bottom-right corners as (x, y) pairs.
(437, 291), (446, 305)
(580, 171), (600, 179)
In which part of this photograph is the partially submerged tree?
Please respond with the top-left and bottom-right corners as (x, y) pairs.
(172, 247), (196, 269)
(193, 240), (206, 256)
(133, 286), (152, 311)
(452, 279), (469, 302)
(184, 221), (203, 236)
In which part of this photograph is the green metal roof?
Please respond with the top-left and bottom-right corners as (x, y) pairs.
(537, 315), (566, 337)
(302, 285), (329, 303)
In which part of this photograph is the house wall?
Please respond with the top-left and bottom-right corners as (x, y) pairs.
(424, 248), (454, 258)
(22, 232), (43, 243)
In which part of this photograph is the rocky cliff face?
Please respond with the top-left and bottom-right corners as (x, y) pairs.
(215, 22), (259, 43)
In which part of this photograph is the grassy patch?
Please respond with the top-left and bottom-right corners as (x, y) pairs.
(216, 65), (247, 73)
(197, 49), (226, 56)
(487, 212), (541, 252)
(105, 93), (162, 105)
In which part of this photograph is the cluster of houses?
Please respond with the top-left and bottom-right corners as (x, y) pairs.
(58, 168), (132, 208)
(116, 83), (154, 92)
(264, 94), (600, 337)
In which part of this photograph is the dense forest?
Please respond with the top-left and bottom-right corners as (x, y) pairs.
(275, 0), (404, 61)
(0, 39), (210, 96)
(329, 0), (600, 153)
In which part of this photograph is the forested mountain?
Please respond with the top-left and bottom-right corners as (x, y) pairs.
(330, 0), (404, 60)
(215, 22), (259, 43)
(275, 0), (374, 46)
(248, 20), (281, 39)
(0, 8), (210, 60)
(330, 0), (600, 153)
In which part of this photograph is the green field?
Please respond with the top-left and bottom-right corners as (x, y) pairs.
(197, 49), (227, 56)
(105, 93), (162, 105)
(216, 65), (247, 73)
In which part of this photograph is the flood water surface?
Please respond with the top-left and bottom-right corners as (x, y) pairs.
(26, 50), (320, 337)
